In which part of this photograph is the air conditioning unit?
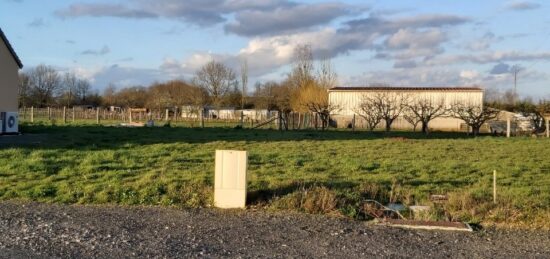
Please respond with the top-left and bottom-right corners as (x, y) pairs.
(1, 112), (18, 134)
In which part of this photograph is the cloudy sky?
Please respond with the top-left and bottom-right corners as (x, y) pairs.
(1, 0), (550, 97)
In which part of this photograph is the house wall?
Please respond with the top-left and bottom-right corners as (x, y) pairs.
(329, 89), (484, 131)
(0, 39), (19, 112)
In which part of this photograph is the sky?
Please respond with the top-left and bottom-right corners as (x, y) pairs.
(1, 0), (550, 98)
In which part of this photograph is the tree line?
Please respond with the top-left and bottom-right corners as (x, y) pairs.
(17, 45), (549, 135)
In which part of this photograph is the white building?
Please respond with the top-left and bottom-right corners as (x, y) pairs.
(328, 86), (484, 131)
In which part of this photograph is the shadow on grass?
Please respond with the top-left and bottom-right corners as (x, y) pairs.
(0, 122), (488, 150)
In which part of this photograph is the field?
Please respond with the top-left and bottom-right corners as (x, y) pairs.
(1, 122), (549, 229)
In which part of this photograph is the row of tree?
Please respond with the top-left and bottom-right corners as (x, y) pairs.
(354, 93), (500, 136)
(17, 45), (549, 135)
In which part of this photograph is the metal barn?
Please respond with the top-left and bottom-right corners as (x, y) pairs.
(328, 86), (484, 131)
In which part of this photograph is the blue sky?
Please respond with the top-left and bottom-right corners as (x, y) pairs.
(1, 0), (550, 98)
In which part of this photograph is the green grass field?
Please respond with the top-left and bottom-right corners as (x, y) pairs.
(1, 122), (549, 229)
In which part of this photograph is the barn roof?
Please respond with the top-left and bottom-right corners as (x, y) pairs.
(329, 86), (483, 92)
(0, 28), (23, 69)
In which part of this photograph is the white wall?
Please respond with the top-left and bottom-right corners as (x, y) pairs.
(328, 89), (484, 130)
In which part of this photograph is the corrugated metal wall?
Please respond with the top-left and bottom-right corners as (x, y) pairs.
(328, 89), (484, 130)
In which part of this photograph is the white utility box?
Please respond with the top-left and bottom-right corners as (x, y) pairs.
(214, 150), (248, 209)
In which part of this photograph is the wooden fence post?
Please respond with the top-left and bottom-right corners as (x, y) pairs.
(240, 111), (244, 127)
(72, 107), (75, 122)
(63, 107), (67, 124)
(165, 109), (169, 121)
(200, 109), (204, 128)
(47, 107), (51, 120)
(546, 118), (549, 138)
(506, 118), (511, 138)
(96, 108), (100, 124)
(493, 170), (497, 204)
(30, 106), (34, 123)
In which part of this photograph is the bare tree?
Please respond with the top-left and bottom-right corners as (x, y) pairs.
(402, 108), (422, 132)
(289, 44), (315, 90)
(355, 94), (383, 131)
(193, 60), (236, 111)
(75, 79), (91, 104)
(240, 58), (248, 110)
(61, 72), (78, 106)
(27, 64), (61, 107)
(371, 92), (408, 132)
(317, 58), (337, 89)
(299, 82), (339, 130)
(102, 84), (117, 107)
(450, 103), (499, 136)
(405, 97), (448, 134)
(18, 72), (31, 107)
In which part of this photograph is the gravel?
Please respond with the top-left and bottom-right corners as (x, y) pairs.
(0, 201), (549, 258)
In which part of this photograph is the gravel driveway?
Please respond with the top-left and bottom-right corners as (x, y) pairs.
(0, 202), (549, 258)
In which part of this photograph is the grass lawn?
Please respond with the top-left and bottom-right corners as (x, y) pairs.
(1, 122), (549, 229)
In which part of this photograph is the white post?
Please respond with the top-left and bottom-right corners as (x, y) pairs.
(72, 107), (75, 122)
(214, 150), (248, 209)
(63, 107), (67, 123)
(30, 106), (34, 123)
(506, 118), (511, 138)
(165, 109), (169, 121)
(47, 107), (51, 120)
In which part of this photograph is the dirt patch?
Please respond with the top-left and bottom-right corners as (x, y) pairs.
(0, 201), (549, 258)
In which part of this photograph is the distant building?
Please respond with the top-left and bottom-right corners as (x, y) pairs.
(0, 28), (23, 134)
(328, 86), (484, 131)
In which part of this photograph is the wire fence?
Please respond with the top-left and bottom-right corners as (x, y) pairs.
(18, 107), (329, 130)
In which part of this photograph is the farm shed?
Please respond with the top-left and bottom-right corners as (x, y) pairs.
(328, 86), (484, 131)
(0, 28), (23, 134)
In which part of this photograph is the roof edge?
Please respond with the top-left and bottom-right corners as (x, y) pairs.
(328, 86), (483, 92)
(0, 28), (23, 69)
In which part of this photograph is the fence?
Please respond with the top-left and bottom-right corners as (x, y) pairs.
(19, 107), (278, 128)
